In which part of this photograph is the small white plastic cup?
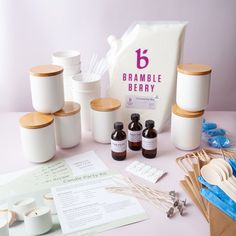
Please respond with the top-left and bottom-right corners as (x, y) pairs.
(52, 50), (81, 66)
(72, 73), (101, 131)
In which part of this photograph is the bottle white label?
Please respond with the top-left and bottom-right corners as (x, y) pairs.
(111, 139), (127, 152)
(142, 137), (157, 150)
(128, 130), (142, 142)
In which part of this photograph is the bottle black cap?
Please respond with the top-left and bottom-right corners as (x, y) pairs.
(145, 120), (155, 128)
(114, 122), (123, 130)
(131, 113), (140, 121)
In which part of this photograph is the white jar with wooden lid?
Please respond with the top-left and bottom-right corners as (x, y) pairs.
(30, 65), (64, 113)
(171, 104), (204, 150)
(176, 64), (212, 111)
(19, 112), (56, 163)
(90, 98), (121, 143)
(54, 101), (81, 148)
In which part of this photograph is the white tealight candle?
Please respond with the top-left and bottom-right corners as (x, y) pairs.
(0, 210), (17, 226)
(12, 197), (36, 221)
(24, 206), (53, 235)
(0, 217), (9, 236)
(43, 192), (57, 215)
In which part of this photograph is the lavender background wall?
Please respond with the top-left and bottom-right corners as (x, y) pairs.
(0, 0), (235, 112)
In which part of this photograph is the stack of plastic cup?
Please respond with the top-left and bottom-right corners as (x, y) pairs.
(52, 50), (81, 100)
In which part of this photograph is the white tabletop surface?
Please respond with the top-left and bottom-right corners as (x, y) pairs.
(0, 111), (235, 236)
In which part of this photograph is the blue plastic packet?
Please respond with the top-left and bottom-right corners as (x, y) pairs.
(198, 176), (236, 208)
(200, 188), (236, 220)
(205, 128), (226, 137)
(208, 135), (231, 148)
(202, 122), (217, 132)
(229, 159), (236, 176)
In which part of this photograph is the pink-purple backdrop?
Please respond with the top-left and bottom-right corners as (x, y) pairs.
(0, 0), (236, 112)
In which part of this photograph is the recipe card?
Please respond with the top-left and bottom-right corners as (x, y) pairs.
(52, 174), (148, 235)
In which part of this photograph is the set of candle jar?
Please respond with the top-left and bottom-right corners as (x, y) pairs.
(171, 64), (212, 150)
(19, 64), (81, 163)
(111, 113), (158, 161)
(1, 194), (56, 235)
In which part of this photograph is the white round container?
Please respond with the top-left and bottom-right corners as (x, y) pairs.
(72, 74), (101, 131)
(30, 65), (64, 113)
(171, 104), (204, 150)
(90, 98), (121, 143)
(176, 64), (212, 111)
(54, 101), (81, 148)
(24, 207), (53, 235)
(12, 198), (36, 221)
(19, 112), (56, 163)
(52, 50), (81, 66)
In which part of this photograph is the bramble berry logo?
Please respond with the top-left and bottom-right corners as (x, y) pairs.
(136, 48), (149, 69)
(122, 48), (162, 93)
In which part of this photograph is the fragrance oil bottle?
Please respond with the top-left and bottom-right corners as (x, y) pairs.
(142, 120), (157, 158)
(128, 113), (142, 151)
(111, 122), (127, 161)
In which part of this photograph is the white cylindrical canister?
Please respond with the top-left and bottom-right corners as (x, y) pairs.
(19, 112), (56, 163)
(54, 101), (81, 148)
(176, 64), (212, 111)
(12, 198), (36, 221)
(24, 207), (53, 235)
(171, 104), (204, 150)
(90, 98), (121, 144)
(72, 73), (101, 131)
(30, 65), (64, 113)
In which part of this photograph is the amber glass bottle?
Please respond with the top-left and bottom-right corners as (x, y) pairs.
(142, 120), (157, 158)
(111, 122), (127, 161)
(128, 113), (143, 151)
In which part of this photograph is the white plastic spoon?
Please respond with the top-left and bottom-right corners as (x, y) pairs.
(211, 159), (236, 187)
(201, 164), (236, 202)
(209, 162), (236, 192)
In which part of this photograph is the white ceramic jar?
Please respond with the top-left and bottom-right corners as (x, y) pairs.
(171, 104), (204, 150)
(54, 101), (81, 148)
(30, 65), (64, 113)
(176, 64), (212, 111)
(90, 98), (121, 143)
(19, 112), (56, 163)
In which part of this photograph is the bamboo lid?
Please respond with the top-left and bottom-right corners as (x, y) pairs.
(90, 98), (121, 112)
(54, 101), (81, 116)
(30, 65), (63, 77)
(177, 64), (212, 76)
(172, 104), (204, 118)
(19, 112), (54, 129)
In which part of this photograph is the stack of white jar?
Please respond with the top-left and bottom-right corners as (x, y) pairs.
(52, 50), (81, 101)
(19, 64), (81, 163)
(171, 64), (212, 150)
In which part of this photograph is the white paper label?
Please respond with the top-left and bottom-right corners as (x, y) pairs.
(125, 95), (157, 110)
(128, 130), (142, 142)
(111, 139), (127, 152)
(142, 137), (157, 150)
